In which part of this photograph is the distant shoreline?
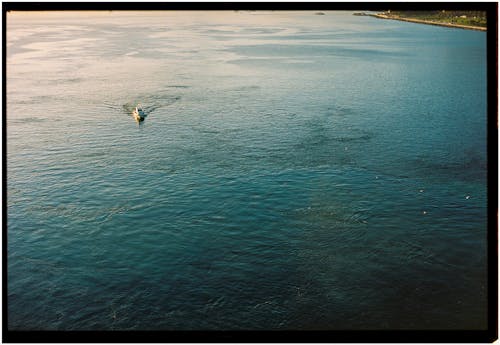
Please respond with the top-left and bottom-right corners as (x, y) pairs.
(371, 13), (487, 32)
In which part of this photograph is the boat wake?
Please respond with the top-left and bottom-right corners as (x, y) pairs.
(122, 93), (181, 117)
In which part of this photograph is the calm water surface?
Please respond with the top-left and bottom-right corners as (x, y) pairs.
(7, 11), (488, 330)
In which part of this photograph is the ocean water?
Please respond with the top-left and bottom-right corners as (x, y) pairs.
(6, 11), (488, 330)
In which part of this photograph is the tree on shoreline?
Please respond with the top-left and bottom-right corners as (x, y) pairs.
(385, 11), (486, 28)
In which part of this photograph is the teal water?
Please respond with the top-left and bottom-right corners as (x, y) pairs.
(7, 11), (487, 330)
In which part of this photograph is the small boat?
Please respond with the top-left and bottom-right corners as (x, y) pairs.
(133, 105), (147, 122)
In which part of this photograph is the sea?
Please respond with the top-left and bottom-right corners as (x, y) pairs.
(6, 11), (488, 330)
